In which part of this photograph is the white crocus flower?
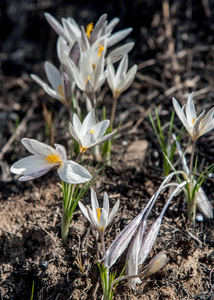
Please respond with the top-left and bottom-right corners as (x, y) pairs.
(69, 109), (116, 153)
(173, 93), (214, 141)
(10, 138), (91, 184)
(31, 62), (72, 104)
(174, 135), (213, 218)
(107, 55), (137, 99)
(65, 46), (107, 96)
(78, 188), (119, 234)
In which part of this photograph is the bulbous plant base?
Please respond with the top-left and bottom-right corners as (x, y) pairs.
(187, 197), (196, 224)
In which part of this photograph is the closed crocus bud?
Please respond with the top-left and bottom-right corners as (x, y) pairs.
(141, 251), (168, 277)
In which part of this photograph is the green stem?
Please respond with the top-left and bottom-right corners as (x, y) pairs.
(61, 208), (70, 245)
(110, 96), (118, 128)
(187, 141), (197, 223)
(189, 141), (196, 180)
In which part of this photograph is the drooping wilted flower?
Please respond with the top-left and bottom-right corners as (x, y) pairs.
(10, 138), (91, 184)
(107, 55), (137, 99)
(69, 109), (116, 153)
(173, 93), (214, 141)
(78, 188), (119, 234)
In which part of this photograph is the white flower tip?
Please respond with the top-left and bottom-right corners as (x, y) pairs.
(141, 251), (167, 277)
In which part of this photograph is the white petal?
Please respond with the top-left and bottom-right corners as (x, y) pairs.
(107, 28), (133, 48)
(91, 188), (100, 215)
(103, 192), (109, 215)
(91, 120), (109, 140)
(107, 199), (120, 226)
(116, 55), (128, 79)
(107, 42), (134, 64)
(173, 98), (191, 134)
(18, 164), (55, 181)
(45, 62), (62, 92)
(11, 155), (50, 174)
(99, 208), (108, 230)
(57, 161), (91, 183)
(87, 205), (99, 229)
(106, 17), (120, 34)
(54, 144), (67, 161)
(69, 123), (82, 145)
(196, 188), (213, 218)
(186, 92), (197, 126)
(82, 109), (96, 135)
(78, 201), (91, 222)
(21, 138), (55, 156)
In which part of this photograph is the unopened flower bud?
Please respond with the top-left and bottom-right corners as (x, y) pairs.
(141, 251), (167, 277)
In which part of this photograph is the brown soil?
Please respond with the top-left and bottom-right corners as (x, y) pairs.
(0, 0), (214, 299)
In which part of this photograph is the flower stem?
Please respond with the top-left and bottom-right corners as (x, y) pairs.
(61, 208), (70, 245)
(187, 141), (197, 223)
(110, 96), (118, 128)
(189, 141), (196, 180)
(100, 232), (106, 256)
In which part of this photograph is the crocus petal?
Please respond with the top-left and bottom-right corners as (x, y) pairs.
(69, 123), (82, 145)
(104, 195), (155, 268)
(21, 138), (55, 156)
(172, 97), (191, 134)
(93, 130), (116, 146)
(31, 74), (64, 101)
(99, 208), (108, 231)
(107, 42), (134, 64)
(107, 28), (133, 48)
(106, 17), (120, 34)
(126, 221), (146, 287)
(54, 144), (67, 161)
(186, 92), (197, 126)
(91, 188), (100, 214)
(78, 201), (91, 222)
(11, 155), (50, 175)
(107, 199), (120, 226)
(103, 192), (109, 215)
(45, 62), (62, 92)
(82, 110), (96, 134)
(57, 161), (91, 184)
(91, 120), (110, 140)
(87, 205), (99, 228)
(141, 251), (168, 277)
(18, 164), (55, 181)
(196, 188), (213, 218)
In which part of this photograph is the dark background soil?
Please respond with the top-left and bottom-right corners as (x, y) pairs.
(0, 0), (214, 299)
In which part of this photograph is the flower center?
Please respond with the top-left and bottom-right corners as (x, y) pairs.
(85, 76), (91, 86)
(96, 208), (102, 223)
(98, 43), (105, 57)
(46, 154), (62, 165)
(86, 22), (93, 38)
(58, 85), (64, 98)
(89, 129), (95, 134)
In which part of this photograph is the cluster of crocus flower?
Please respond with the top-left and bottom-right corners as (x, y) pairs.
(31, 12), (137, 111)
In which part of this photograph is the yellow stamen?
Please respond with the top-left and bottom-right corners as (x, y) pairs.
(192, 118), (196, 125)
(89, 129), (95, 134)
(156, 261), (159, 265)
(92, 63), (96, 70)
(80, 146), (88, 153)
(98, 43), (105, 57)
(85, 76), (91, 86)
(86, 22), (93, 38)
(58, 85), (64, 98)
(96, 208), (102, 223)
(46, 154), (62, 165)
